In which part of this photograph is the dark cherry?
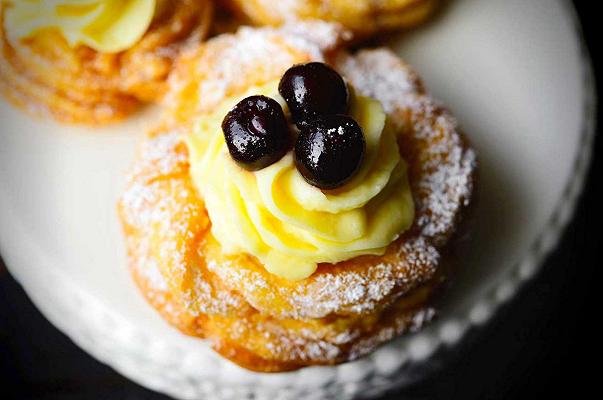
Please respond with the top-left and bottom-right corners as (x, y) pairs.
(295, 115), (365, 190)
(279, 62), (349, 127)
(222, 95), (291, 171)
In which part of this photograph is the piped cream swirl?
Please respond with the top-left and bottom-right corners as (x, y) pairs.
(4, 0), (156, 53)
(186, 81), (414, 281)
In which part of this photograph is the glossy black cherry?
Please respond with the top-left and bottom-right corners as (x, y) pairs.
(279, 62), (349, 127)
(295, 115), (365, 190)
(222, 95), (291, 171)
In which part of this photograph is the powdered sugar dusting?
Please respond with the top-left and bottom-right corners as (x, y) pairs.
(277, 21), (352, 55)
(337, 49), (477, 244)
(337, 49), (424, 113)
(119, 35), (476, 368)
(166, 21), (349, 120)
(119, 130), (247, 316)
(202, 235), (439, 320)
(199, 49), (475, 321)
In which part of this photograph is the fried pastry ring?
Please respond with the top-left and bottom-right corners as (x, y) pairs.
(219, 0), (438, 36)
(118, 23), (476, 371)
(0, 0), (213, 124)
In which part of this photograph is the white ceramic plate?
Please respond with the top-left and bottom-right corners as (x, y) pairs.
(0, 0), (595, 399)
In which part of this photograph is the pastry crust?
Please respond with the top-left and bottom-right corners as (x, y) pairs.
(0, 0), (213, 124)
(219, 0), (438, 36)
(118, 24), (476, 371)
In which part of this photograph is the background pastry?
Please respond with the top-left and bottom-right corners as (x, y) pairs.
(0, 0), (213, 124)
(118, 22), (476, 371)
(219, 0), (438, 36)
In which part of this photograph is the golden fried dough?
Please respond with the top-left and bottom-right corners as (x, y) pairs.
(219, 0), (438, 36)
(0, 0), (213, 124)
(164, 21), (349, 125)
(118, 24), (476, 371)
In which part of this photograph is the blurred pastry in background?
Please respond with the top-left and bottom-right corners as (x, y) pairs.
(0, 0), (213, 124)
(219, 0), (438, 37)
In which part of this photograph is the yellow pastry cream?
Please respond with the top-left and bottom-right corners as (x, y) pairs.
(4, 0), (157, 53)
(186, 81), (415, 281)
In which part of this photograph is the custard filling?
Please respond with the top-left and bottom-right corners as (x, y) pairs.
(4, 0), (157, 53)
(186, 80), (414, 281)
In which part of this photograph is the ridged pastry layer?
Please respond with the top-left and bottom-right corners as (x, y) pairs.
(118, 23), (476, 371)
(0, 0), (212, 124)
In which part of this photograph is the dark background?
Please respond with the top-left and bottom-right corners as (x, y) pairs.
(1, 1), (600, 399)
